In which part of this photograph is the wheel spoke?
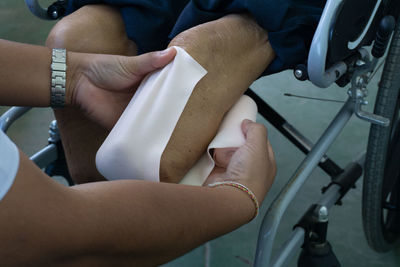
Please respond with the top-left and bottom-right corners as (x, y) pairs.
(383, 177), (400, 236)
(383, 202), (398, 211)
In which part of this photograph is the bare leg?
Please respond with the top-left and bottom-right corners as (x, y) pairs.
(46, 5), (137, 183)
(161, 14), (275, 182)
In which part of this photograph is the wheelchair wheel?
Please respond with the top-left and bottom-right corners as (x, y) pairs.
(363, 17), (400, 252)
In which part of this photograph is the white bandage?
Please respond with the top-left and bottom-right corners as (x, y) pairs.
(96, 46), (207, 181)
(96, 46), (258, 186)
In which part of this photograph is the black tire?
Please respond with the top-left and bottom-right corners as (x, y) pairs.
(363, 17), (400, 252)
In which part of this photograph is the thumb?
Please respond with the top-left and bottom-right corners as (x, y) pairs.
(241, 119), (268, 145)
(241, 119), (253, 137)
(125, 47), (177, 76)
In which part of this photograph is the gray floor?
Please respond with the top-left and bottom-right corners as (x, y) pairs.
(1, 1), (400, 267)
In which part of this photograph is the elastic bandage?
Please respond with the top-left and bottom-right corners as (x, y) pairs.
(96, 46), (257, 187)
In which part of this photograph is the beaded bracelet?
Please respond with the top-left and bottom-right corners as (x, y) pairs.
(207, 181), (259, 221)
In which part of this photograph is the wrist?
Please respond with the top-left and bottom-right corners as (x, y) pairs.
(208, 181), (259, 221)
(65, 51), (86, 107)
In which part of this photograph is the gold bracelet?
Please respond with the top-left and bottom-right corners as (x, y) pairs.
(207, 181), (259, 221)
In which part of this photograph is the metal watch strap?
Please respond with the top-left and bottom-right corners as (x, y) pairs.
(51, 48), (67, 108)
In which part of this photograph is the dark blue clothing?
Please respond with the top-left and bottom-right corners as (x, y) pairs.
(67, 0), (326, 75)
(66, 0), (188, 52)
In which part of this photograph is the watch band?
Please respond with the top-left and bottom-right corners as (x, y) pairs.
(50, 48), (67, 108)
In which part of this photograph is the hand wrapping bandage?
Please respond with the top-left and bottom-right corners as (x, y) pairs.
(96, 46), (257, 186)
(180, 95), (257, 185)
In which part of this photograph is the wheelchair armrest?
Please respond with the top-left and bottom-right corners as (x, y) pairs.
(0, 107), (31, 133)
(308, 0), (348, 88)
(25, 0), (51, 20)
(308, 0), (383, 88)
(25, 0), (67, 20)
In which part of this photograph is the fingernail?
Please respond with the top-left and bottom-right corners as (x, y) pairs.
(159, 47), (173, 55)
(241, 119), (255, 133)
(242, 119), (253, 127)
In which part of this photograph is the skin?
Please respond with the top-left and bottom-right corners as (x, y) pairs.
(162, 14), (275, 182)
(0, 37), (276, 265)
(45, 5), (138, 182)
(0, 5), (279, 265)
(45, 5), (276, 184)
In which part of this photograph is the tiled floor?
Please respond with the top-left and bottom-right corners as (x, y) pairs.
(1, 1), (400, 266)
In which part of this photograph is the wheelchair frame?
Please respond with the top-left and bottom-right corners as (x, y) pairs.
(1, 0), (399, 266)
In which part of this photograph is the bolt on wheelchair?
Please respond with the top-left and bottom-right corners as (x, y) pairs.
(1, 0), (400, 266)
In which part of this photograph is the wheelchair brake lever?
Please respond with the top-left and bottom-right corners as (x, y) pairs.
(349, 71), (390, 127)
(372, 16), (396, 59)
(355, 101), (390, 126)
(352, 15), (396, 127)
(345, 47), (390, 127)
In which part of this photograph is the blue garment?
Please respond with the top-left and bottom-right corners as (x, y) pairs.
(67, 0), (326, 74)
(67, 0), (188, 53)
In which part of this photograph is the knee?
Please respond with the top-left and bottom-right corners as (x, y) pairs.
(45, 18), (74, 49)
(167, 17), (226, 70)
(45, 8), (93, 50)
(169, 15), (269, 49)
(46, 5), (137, 55)
(168, 13), (272, 75)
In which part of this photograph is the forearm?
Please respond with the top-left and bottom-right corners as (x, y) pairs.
(0, 39), (81, 107)
(0, 39), (52, 106)
(71, 180), (254, 266)
(0, 150), (253, 266)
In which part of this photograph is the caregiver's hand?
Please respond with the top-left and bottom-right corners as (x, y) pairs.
(205, 119), (276, 203)
(67, 47), (176, 129)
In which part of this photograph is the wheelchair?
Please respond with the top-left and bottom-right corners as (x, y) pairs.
(1, 0), (399, 266)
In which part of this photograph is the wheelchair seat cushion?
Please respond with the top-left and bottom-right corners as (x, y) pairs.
(67, 0), (326, 75)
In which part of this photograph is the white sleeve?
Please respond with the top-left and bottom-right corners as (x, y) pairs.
(0, 130), (19, 201)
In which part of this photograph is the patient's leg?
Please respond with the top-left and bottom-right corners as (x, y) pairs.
(46, 5), (137, 183)
(161, 14), (275, 182)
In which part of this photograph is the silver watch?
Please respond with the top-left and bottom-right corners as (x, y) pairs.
(51, 48), (67, 108)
